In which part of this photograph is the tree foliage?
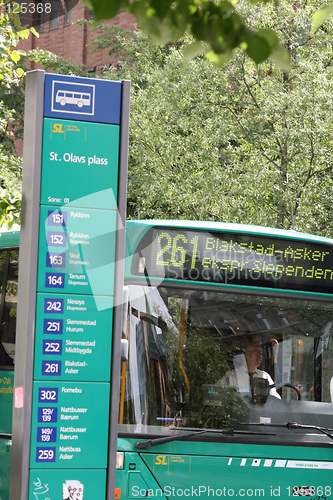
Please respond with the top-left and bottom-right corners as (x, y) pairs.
(82, 0), (290, 68)
(2, 0), (333, 236)
(0, 1), (37, 227)
(91, 0), (333, 236)
(28, 49), (88, 77)
(0, 0), (92, 227)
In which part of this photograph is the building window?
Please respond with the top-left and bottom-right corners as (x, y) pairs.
(64, 0), (71, 25)
(36, 0), (46, 33)
(50, 0), (60, 29)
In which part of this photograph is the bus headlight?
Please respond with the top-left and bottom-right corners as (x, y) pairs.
(116, 451), (124, 469)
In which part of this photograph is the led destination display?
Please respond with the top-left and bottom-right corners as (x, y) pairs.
(133, 228), (333, 294)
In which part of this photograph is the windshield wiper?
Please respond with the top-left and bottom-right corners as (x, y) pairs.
(135, 426), (275, 449)
(239, 421), (333, 441)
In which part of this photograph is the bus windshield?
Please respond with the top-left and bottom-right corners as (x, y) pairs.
(119, 285), (333, 446)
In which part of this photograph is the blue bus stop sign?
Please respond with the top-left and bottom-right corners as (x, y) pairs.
(43, 74), (122, 125)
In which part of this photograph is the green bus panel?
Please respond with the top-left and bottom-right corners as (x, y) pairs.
(0, 371), (13, 434)
(141, 452), (333, 499)
(33, 293), (113, 382)
(40, 118), (120, 210)
(37, 205), (116, 295)
(0, 436), (11, 500)
(115, 449), (333, 500)
(29, 469), (107, 500)
(30, 381), (110, 469)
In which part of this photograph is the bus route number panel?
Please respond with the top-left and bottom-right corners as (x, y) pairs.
(133, 227), (333, 294)
(29, 381), (110, 469)
(33, 293), (113, 382)
(37, 206), (116, 296)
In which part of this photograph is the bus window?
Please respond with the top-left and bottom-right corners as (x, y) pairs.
(0, 248), (18, 438)
(119, 285), (333, 445)
(0, 249), (18, 369)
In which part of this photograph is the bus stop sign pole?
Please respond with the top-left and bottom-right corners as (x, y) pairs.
(9, 70), (130, 500)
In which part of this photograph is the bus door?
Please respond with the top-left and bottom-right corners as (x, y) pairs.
(0, 247), (18, 500)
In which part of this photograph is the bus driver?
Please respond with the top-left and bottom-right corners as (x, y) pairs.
(219, 340), (281, 404)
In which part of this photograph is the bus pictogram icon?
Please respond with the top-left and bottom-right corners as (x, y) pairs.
(51, 80), (95, 116)
(56, 90), (91, 108)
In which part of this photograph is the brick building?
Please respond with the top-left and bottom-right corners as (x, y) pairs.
(19, 0), (136, 72)
(13, 0), (135, 155)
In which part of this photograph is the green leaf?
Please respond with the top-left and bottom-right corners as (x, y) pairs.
(81, 0), (124, 20)
(245, 33), (271, 63)
(270, 44), (290, 71)
(17, 28), (30, 39)
(30, 27), (39, 38)
(13, 15), (21, 27)
(182, 41), (208, 61)
(312, 3), (333, 32)
(256, 28), (279, 48)
(254, 28), (290, 70)
(15, 67), (25, 77)
(205, 49), (232, 66)
(10, 50), (20, 63)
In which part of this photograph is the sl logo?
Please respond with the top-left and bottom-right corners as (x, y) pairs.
(155, 455), (167, 466)
(52, 123), (64, 133)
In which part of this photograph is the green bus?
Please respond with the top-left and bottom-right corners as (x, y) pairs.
(1, 220), (333, 500)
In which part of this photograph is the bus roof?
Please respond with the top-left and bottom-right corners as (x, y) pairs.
(0, 228), (20, 249)
(126, 219), (333, 247)
(2, 220), (333, 251)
